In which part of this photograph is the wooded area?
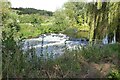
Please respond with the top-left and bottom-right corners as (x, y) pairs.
(1, 0), (120, 79)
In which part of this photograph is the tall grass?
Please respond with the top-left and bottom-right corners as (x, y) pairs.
(2, 43), (120, 78)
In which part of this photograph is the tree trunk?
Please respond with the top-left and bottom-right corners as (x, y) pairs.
(116, 25), (120, 43)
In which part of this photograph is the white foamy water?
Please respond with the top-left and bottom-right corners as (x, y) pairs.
(22, 33), (88, 57)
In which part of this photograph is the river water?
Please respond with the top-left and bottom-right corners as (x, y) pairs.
(22, 33), (88, 58)
(22, 33), (116, 58)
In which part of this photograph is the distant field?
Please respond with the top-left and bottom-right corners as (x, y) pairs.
(19, 23), (41, 38)
(20, 22), (90, 39)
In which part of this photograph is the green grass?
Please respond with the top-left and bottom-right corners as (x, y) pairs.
(2, 43), (120, 78)
(19, 23), (67, 39)
(41, 22), (52, 26)
(19, 22), (64, 38)
(19, 23), (41, 38)
(19, 21), (90, 39)
(81, 43), (120, 63)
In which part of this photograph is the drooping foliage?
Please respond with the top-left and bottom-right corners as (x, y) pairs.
(1, 0), (120, 78)
(53, 1), (120, 42)
(83, 1), (119, 41)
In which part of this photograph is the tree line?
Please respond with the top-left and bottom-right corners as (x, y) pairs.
(53, 1), (120, 42)
(1, 0), (120, 78)
(12, 7), (53, 16)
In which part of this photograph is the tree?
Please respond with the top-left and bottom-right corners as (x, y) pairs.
(12, 7), (53, 16)
(53, 9), (69, 33)
(83, 1), (120, 43)
(2, 0), (24, 78)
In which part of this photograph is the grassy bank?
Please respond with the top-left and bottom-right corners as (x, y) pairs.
(19, 22), (90, 39)
(2, 43), (120, 78)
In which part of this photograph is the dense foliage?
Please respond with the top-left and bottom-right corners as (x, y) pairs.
(1, 0), (120, 79)
(53, 1), (120, 42)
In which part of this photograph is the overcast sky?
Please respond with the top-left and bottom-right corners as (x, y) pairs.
(8, 0), (119, 12)
(8, 0), (69, 12)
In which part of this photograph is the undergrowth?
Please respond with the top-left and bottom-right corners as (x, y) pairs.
(2, 43), (120, 78)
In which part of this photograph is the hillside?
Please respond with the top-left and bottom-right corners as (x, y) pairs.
(12, 7), (53, 16)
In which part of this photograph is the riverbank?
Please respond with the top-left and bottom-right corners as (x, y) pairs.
(2, 43), (120, 78)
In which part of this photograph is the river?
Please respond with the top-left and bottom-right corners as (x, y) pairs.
(22, 33), (116, 58)
(22, 33), (88, 58)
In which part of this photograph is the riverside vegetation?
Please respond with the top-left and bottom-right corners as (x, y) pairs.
(1, 0), (120, 79)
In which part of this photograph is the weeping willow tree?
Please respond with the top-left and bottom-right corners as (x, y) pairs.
(54, 0), (119, 42)
(63, 2), (92, 38)
(84, 1), (120, 43)
(108, 2), (120, 43)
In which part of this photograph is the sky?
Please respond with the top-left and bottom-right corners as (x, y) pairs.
(8, 0), (120, 12)
(8, 0), (69, 12)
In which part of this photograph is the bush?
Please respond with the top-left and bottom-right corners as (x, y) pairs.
(81, 43), (120, 63)
(2, 42), (120, 78)
(107, 69), (120, 79)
